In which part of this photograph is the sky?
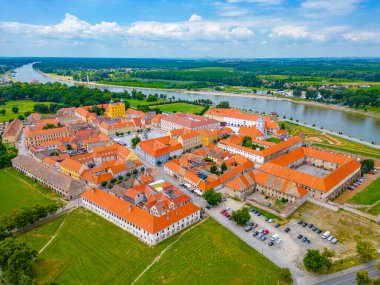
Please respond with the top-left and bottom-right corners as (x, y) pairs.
(0, 0), (379, 58)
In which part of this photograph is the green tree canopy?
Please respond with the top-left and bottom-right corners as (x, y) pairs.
(202, 189), (222, 206)
(231, 207), (251, 226)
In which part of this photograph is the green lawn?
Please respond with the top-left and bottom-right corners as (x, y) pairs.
(0, 100), (53, 122)
(0, 168), (63, 218)
(368, 203), (380, 215)
(154, 102), (204, 114)
(347, 178), (380, 205)
(126, 99), (168, 108)
(20, 208), (288, 285)
(267, 137), (282, 144)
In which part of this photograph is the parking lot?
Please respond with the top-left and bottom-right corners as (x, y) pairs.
(212, 198), (342, 268)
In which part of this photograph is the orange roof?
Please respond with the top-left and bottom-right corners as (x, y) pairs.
(60, 158), (84, 172)
(138, 136), (183, 158)
(82, 188), (200, 234)
(126, 108), (145, 117)
(179, 131), (200, 140)
(239, 126), (263, 138)
(80, 170), (113, 184)
(152, 114), (164, 123)
(40, 139), (61, 147)
(24, 126), (69, 137)
(205, 108), (272, 122)
(226, 171), (255, 192)
(3, 119), (22, 137)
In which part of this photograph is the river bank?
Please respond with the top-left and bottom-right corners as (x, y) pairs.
(41, 71), (380, 120)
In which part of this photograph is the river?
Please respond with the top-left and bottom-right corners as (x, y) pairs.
(13, 63), (380, 144)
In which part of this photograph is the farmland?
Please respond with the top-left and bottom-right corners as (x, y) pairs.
(0, 100), (53, 122)
(19, 208), (288, 285)
(0, 168), (63, 219)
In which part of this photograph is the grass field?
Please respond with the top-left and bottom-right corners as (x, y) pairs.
(0, 100), (53, 122)
(347, 178), (380, 205)
(20, 208), (288, 285)
(126, 99), (168, 108)
(267, 137), (282, 143)
(154, 102), (204, 114)
(0, 168), (63, 218)
(283, 121), (380, 159)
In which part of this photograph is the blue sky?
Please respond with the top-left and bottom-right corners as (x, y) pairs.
(0, 0), (379, 58)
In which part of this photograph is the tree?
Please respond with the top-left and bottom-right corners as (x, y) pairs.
(18, 114), (25, 120)
(303, 249), (331, 273)
(66, 144), (72, 151)
(210, 165), (217, 174)
(360, 159), (375, 174)
(356, 270), (373, 285)
(202, 189), (222, 206)
(0, 238), (37, 285)
(216, 101), (230, 108)
(221, 162), (227, 172)
(357, 240), (376, 262)
(293, 89), (302, 97)
(42, 123), (57, 130)
(24, 111), (31, 117)
(131, 136), (141, 149)
(280, 122), (286, 130)
(279, 268), (293, 283)
(231, 207), (251, 225)
(11, 106), (19, 114)
(0, 109), (5, 116)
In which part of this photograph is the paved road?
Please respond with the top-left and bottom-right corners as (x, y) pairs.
(136, 153), (380, 285)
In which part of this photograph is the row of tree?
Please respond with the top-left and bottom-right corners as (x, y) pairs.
(0, 138), (17, 169)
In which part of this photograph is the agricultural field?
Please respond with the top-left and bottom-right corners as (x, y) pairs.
(0, 168), (63, 218)
(347, 178), (380, 215)
(291, 202), (380, 272)
(283, 121), (380, 159)
(154, 102), (204, 114)
(125, 98), (168, 108)
(0, 100), (53, 122)
(20, 208), (288, 285)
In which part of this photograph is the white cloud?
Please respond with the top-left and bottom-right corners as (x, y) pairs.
(270, 25), (326, 42)
(213, 2), (251, 17)
(301, 0), (363, 16)
(0, 13), (254, 42)
(188, 14), (203, 22)
(260, 40), (267, 44)
(343, 32), (380, 42)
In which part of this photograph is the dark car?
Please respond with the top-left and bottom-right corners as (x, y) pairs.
(306, 239), (311, 244)
(308, 224), (314, 229)
(302, 222), (308, 227)
(312, 227), (317, 232)
(257, 212), (262, 216)
(206, 205), (212, 210)
(268, 241), (274, 246)
(265, 217), (270, 222)
(317, 229), (322, 234)
(260, 236), (267, 241)
(298, 220), (303, 225)
(284, 227), (291, 233)
(251, 223), (258, 228)
(245, 226), (253, 232)
(302, 237), (308, 242)
(275, 223), (280, 228)
(297, 234), (303, 239)
(253, 231), (259, 237)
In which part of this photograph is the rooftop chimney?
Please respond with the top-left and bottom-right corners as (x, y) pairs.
(129, 204), (133, 212)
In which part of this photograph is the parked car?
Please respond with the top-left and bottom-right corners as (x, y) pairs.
(220, 210), (226, 214)
(312, 227), (317, 232)
(306, 239), (311, 244)
(275, 223), (280, 228)
(252, 231), (259, 237)
(298, 220), (303, 225)
(308, 224), (314, 228)
(262, 229), (269, 235)
(265, 217), (270, 222)
(268, 241), (274, 246)
(257, 212), (262, 216)
(328, 235), (334, 241)
(322, 231), (330, 239)
(271, 234), (279, 241)
(250, 208), (255, 213)
(267, 203), (272, 207)
(245, 226), (253, 232)
(302, 237), (308, 242)
(226, 207), (231, 211)
(251, 223), (258, 228)
(206, 205), (212, 210)
(260, 236), (267, 241)
(284, 227), (291, 233)
(268, 219), (273, 223)
(302, 222), (308, 227)
(331, 238), (338, 244)
(222, 198), (227, 202)
(297, 234), (303, 239)
(317, 229), (322, 234)
(257, 233), (263, 239)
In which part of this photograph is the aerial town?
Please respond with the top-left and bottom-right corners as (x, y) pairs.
(3, 98), (364, 247)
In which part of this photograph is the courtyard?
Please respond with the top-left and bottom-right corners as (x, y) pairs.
(295, 164), (331, 178)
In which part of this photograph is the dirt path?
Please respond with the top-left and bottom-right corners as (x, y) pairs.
(130, 217), (208, 285)
(38, 210), (72, 254)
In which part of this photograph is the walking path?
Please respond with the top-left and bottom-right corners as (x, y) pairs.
(130, 217), (208, 285)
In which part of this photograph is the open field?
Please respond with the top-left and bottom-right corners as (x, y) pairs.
(283, 121), (380, 159)
(0, 100), (53, 122)
(154, 102), (204, 114)
(291, 202), (380, 272)
(19, 208), (288, 285)
(0, 168), (63, 218)
(347, 177), (380, 215)
(126, 99), (168, 108)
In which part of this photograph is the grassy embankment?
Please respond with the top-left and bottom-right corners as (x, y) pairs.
(283, 121), (380, 159)
(18, 208), (289, 285)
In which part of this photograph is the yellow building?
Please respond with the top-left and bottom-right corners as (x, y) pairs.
(105, 100), (126, 118)
(197, 129), (218, 146)
(60, 158), (88, 180)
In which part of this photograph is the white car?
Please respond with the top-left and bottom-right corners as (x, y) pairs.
(268, 219), (273, 223)
(226, 207), (231, 211)
(328, 235), (334, 241)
